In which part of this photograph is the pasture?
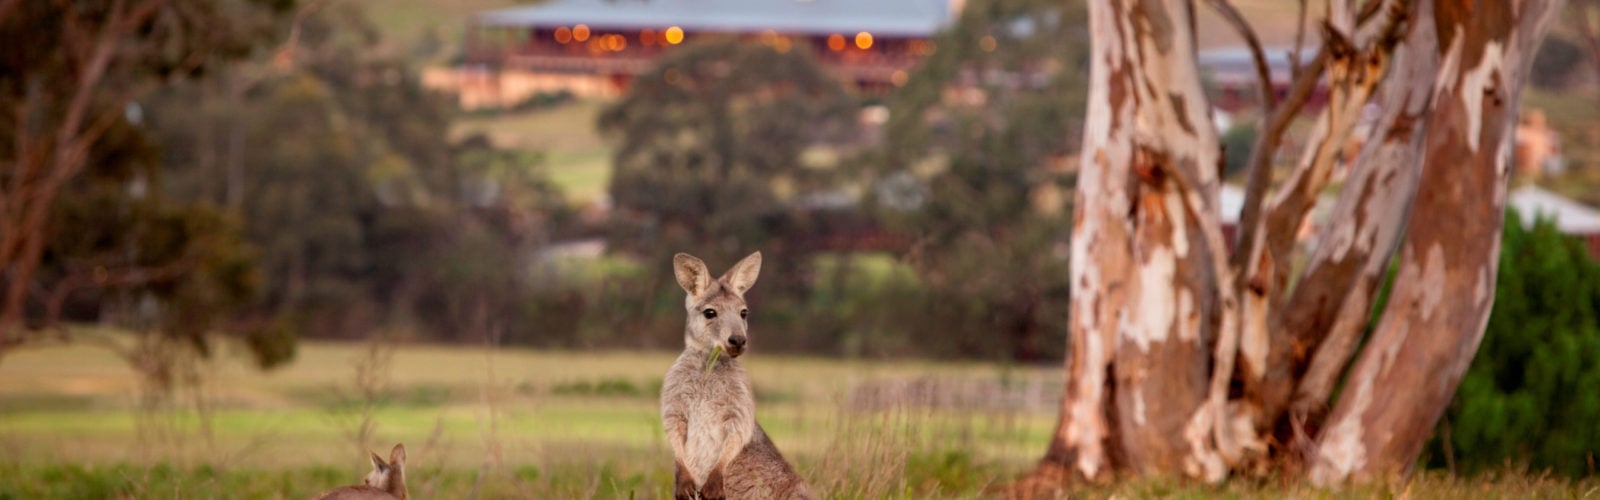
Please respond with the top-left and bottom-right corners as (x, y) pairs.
(1, 339), (1595, 498)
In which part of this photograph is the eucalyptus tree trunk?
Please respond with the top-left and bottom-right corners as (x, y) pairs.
(1308, 0), (1561, 484)
(1014, 0), (1562, 492)
(1023, 0), (1231, 485)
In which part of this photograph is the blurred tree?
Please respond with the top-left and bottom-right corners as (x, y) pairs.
(1425, 211), (1600, 477)
(599, 38), (859, 307)
(147, 2), (568, 343)
(871, 0), (1087, 360)
(0, 0), (292, 363)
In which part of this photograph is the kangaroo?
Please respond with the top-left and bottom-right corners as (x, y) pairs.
(314, 443), (408, 500)
(661, 251), (812, 500)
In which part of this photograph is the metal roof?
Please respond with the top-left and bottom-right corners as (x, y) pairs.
(1509, 185), (1600, 234)
(476, 0), (955, 38)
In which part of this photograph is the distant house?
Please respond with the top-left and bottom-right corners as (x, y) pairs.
(1198, 45), (1329, 114)
(449, 0), (960, 105)
(1219, 183), (1600, 260)
(1508, 185), (1600, 259)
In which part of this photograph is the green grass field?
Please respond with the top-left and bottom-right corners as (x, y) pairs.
(3, 339), (1597, 498)
(454, 99), (615, 206)
(0, 338), (1062, 498)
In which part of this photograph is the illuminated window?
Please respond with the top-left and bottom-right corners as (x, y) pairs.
(664, 26), (684, 45)
(573, 24), (591, 42)
(554, 27), (572, 44)
(827, 34), (845, 51)
(855, 32), (873, 50)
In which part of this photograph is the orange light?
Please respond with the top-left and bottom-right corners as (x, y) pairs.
(664, 26), (684, 44)
(827, 34), (845, 51)
(641, 28), (657, 45)
(891, 70), (908, 87)
(554, 26), (572, 44)
(980, 35), (997, 52)
(573, 24), (591, 42)
(855, 32), (873, 50)
(608, 34), (627, 51)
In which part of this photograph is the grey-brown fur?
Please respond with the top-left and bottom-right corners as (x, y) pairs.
(314, 443), (407, 500)
(661, 252), (812, 500)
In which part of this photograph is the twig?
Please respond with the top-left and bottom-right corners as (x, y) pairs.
(1291, 0), (1308, 79)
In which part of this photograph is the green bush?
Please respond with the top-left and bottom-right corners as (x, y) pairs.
(1427, 209), (1600, 477)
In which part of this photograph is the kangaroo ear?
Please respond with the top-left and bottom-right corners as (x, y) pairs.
(370, 451), (388, 472)
(389, 443), (406, 467)
(673, 253), (712, 297)
(721, 251), (762, 296)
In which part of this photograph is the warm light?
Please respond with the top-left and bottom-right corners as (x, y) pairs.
(855, 32), (873, 50)
(573, 24), (591, 42)
(664, 26), (684, 44)
(554, 26), (572, 44)
(641, 28), (657, 45)
(607, 34), (627, 51)
(980, 35), (997, 52)
(891, 70), (908, 87)
(827, 34), (845, 51)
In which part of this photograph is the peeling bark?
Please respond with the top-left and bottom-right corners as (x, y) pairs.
(1308, 0), (1561, 484)
(1019, 0), (1229, 488)
(1233, 4), (1407, 416)
(1263, 0), (1441, 437)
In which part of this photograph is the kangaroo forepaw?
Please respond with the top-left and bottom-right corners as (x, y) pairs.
(700, 466), (726, 500)
(673, 461), (698, 500)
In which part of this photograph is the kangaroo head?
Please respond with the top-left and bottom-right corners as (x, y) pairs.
(673, 251), (761, 358)
(364, 443), (407, 496)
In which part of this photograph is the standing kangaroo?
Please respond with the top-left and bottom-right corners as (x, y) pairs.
(661, 251), (812, 500)
(314, 443), (407, 500)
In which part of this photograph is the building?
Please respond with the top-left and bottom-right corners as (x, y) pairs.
(1198, 45), (1330, 114)
(1218, 183), (1600, 260)
(451, 0), (959, 106)
(1508, 184), (1600, 259)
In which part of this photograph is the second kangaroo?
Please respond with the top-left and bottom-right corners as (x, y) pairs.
(660, 251), (811, 500)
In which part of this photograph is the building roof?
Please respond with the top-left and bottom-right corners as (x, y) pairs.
(476, 0), (955, 38)
(1509, 185), (1600, 234)
(1198, 45), (1297, 86)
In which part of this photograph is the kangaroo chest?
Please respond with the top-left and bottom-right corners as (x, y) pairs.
(665, 358), (757, 483)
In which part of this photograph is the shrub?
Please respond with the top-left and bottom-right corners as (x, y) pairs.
(1426, 209), (1600, 477)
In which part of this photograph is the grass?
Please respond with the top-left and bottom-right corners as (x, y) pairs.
(3, 339), (1597, 498)
(453, 99), (615, 205)
(0, 338), (1060, 498)
(350, 0), (520, 62)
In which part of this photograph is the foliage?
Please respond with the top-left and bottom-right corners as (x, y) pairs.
(598, 37), (862, 345)
(1221, 123), (1258, 180)
(868, 0), (1089, 360)
(1426, 210), (1600, 477)
(0, 0), (292, 367)
(1530, 35), (1588, 89)
(147, 3), (569, 344)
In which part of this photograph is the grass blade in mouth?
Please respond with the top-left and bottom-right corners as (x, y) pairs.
(704, 345), (723, 375)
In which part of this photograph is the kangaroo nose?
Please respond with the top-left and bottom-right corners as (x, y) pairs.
(728, 335), (746, 348)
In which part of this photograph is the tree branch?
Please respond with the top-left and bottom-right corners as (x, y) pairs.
(1228, 46), (1326, 268)
(1204, 0), (1277, 111)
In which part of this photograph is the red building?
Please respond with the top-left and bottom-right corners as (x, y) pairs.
(460, 0), (959, 103)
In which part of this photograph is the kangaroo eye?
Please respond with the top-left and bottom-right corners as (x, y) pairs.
(703, 309), (717, 319)
(740, 309), (749, 318)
